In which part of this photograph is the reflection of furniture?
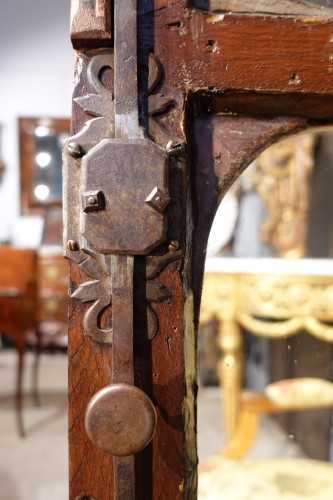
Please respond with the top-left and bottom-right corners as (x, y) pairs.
(0, 247), (41, 436)
(198, 457), (333, 500)
(222, 379), (333, 459)
(200, 258), (333, 446)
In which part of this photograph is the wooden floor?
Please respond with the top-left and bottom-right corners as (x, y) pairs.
(0, 350), (68, 500)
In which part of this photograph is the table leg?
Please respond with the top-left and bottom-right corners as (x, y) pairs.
(32, 328), (42, 407)
(217, 317), (243, 442)
(14, 334), (25, 437)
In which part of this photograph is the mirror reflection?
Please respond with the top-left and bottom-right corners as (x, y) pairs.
(207, 131), (333, 260)
(198, 129), (333, 498)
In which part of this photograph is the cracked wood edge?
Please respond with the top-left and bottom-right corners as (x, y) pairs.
(149, 3), (333, 97)
(70, 0), (112, 49)
(193, 0), (333, 17)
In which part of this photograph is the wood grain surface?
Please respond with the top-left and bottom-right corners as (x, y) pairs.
(152, 6), (333, 95)
(193, 0), (333, 16)
(70, 0), (112, 48)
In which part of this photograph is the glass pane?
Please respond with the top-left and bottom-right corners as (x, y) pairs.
(198, 129), (333, 498)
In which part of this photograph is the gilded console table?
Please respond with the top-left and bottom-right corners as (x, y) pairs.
(200, 258), (333, 441)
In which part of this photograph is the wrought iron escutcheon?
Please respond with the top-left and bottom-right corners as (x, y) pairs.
(81, 138), (169, 255)
(64, 1), (171, 497)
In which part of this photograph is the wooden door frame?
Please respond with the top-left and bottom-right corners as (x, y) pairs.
(67, 2), (333, 498)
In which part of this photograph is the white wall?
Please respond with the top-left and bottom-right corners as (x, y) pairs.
(0, 0), (73, 243)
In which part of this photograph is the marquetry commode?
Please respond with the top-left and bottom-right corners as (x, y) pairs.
(36, 246), (68, 347)
(200, 257), (333, 441)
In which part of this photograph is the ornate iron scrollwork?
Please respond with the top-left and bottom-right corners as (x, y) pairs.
(63, 51), (182, 345)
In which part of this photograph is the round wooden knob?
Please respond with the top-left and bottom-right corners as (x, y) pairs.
(85, 384), (157, 457)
